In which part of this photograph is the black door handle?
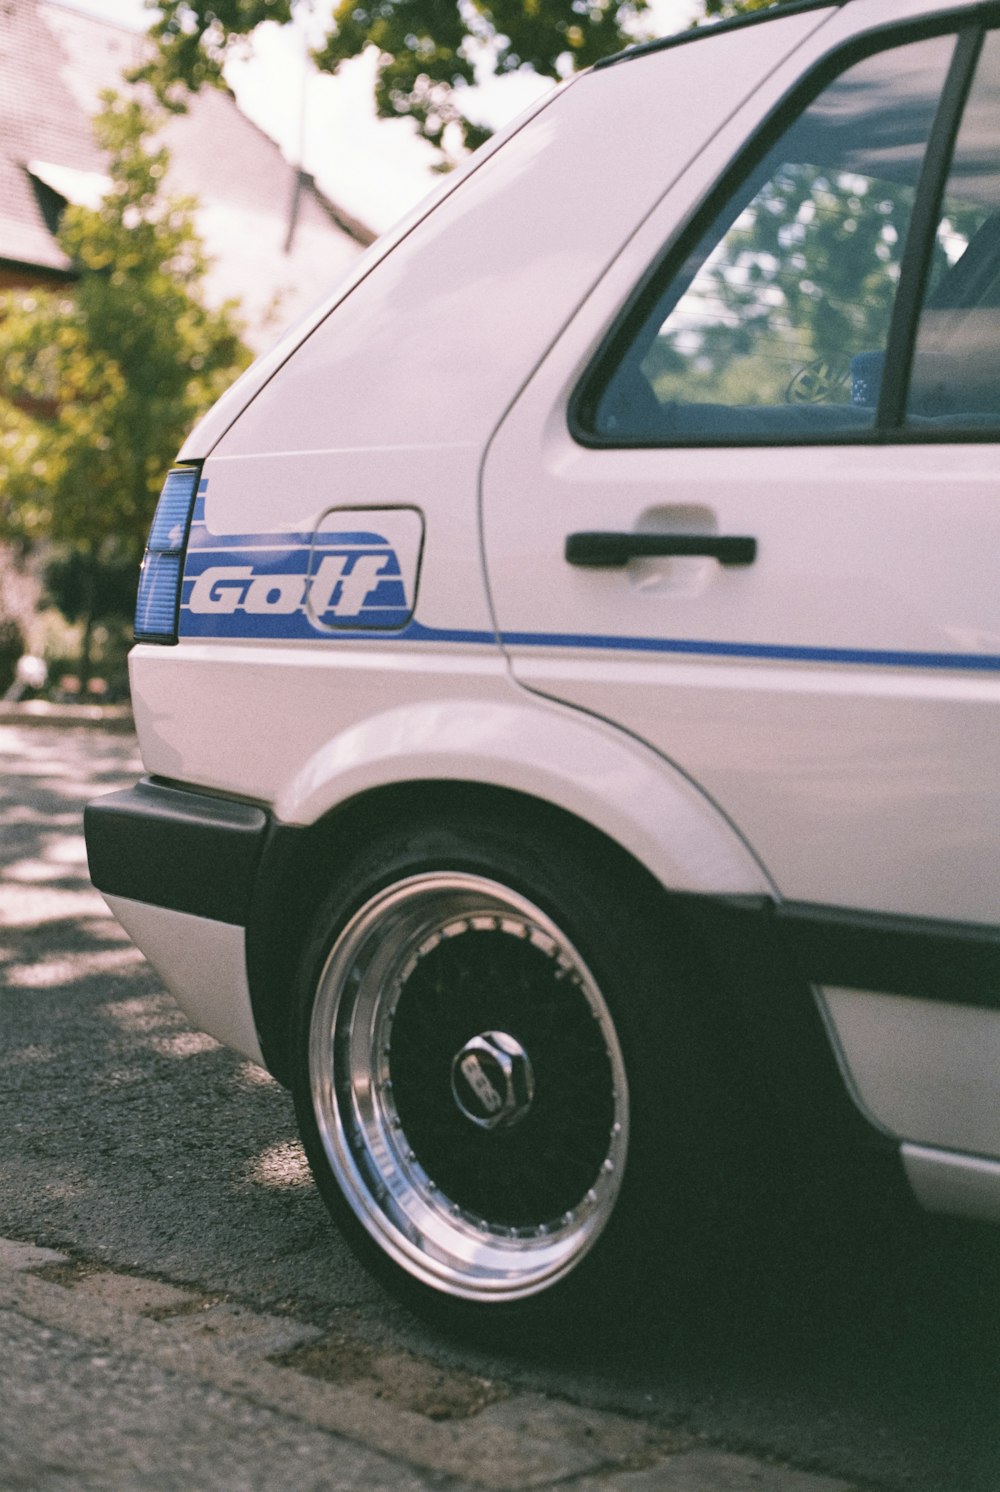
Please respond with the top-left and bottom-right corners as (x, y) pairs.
(565, 531), (757, 568)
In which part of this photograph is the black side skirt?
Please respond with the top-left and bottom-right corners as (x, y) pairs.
(691, 894), (1000, 1011)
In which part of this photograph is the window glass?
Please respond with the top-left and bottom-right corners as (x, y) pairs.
(906, 30), (1000, 427)
(586, 34), (956, 443)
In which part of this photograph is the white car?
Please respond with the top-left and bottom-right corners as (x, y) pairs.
(86, 0), (1000, 1322)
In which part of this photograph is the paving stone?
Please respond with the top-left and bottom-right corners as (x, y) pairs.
(0, 1237), (69, 1272)
(0, 1262), (871, 1492)
(457, 1394), (681, 1486)
(0, 1305), (432, 1492)
(66, 1270), (201, 1317)
(575, 1447), (860, 1491)
(280, 1331), (508, 1419)
(157, 1300), (323, 1356)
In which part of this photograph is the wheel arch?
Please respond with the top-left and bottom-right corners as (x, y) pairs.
(271, 694), (774, 898)
(246, 693), (877, 1169)
(247, 775), (686, 1084)
(246, 773), (872, 1188)
(248, 694), (765, 1079)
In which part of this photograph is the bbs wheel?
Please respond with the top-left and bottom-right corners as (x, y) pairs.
(292, 811), (713, 1321)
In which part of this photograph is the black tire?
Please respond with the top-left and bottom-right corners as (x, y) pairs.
(291, 805), (728, 1328)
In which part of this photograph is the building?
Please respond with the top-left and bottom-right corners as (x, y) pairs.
(0, 0), (376, 346)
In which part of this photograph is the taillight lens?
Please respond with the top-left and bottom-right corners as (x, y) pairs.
(134, 465), (202, 644)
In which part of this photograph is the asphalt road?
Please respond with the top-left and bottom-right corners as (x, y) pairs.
(1, 722), (998, 1491)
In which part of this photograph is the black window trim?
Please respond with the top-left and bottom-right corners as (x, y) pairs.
(878, 23), (985, 426)
(570, 7), (1000, 452)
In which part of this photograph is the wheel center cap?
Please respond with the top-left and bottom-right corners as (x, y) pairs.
(451, 1031), (535, 1131)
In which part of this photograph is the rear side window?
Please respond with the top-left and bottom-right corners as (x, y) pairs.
(577, 25), (1000, 444)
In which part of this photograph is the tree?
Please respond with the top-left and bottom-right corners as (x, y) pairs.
(0, 92), (250, 684)
(701, 0), (776, 16)
(138, 0), (658, 161)
(138, 3), (797, 167)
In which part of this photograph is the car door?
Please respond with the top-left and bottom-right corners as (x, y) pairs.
(482, 7), (1000, 1175)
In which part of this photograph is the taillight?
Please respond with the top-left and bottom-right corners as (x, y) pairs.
(134, 464), (202, 644)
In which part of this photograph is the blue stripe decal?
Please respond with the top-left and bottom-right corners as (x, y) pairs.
(176, 601), (1000, 671)
(497, 629), (1000, 672)
(198, 614), (1000, 671)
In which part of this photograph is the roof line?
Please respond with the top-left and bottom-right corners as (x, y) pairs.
(39, 0), (146, 38)
(298, 170), (377, 248)
(0, 254), (77, 284)
(592, 0), (844, 71)
(39, 0), (145, 38)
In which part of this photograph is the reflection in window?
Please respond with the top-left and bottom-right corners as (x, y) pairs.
(640, 164), (914, 412)
(589, 34), (955, 442)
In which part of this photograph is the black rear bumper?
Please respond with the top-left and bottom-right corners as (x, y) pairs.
(85, 779), (270, 927)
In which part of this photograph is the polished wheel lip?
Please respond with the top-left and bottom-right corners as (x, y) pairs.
(308, 872), (629, 1303)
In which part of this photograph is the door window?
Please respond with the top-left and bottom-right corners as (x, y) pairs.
(577, 31), (966, 444)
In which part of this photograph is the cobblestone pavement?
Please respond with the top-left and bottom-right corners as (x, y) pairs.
(0, 1236), (861, 1492)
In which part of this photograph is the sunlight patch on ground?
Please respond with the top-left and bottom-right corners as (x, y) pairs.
(42, 832), (88, 867)
(5, 856), (78, 883)
(0, 886), (108, 927)
(5, 1043), (57, 1065)
(150, 1030), (221, 1059)
(32, 1176), (89, 1201)
(0, 758), (74, 778)
(94, 1066), (148, 1089)
(5, 944), (146, 989)
(77, 914), (133, 941)
(246, 1141), (311, 1189)
(239, 1062), (278, 1086)
(100, 993), (188, 1035)
(3, 832), (89, 885)
(0, 806), (81, 829)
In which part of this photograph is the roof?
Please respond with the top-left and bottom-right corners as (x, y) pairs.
(0, 0), (105, 281)
(0, 0), (376, 342)
(594, 0), (841, 70)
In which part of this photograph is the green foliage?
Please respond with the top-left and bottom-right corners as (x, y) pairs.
(701, 0), (778, 18)
(138, 0), (654, 160)
(319, 0), (654, 155)
(135, 0), (294, 104)
(0, 616), (24, 694)
(0, 92), (250, 675)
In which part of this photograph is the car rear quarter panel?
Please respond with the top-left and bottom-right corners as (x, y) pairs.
(134, 2), (837, 873)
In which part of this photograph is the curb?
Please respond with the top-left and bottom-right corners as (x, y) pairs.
(0, 1238), (868, 1492)
(0, 700), (135, 731)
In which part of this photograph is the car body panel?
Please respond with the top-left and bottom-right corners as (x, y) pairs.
(104, 894), (264, 1065)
